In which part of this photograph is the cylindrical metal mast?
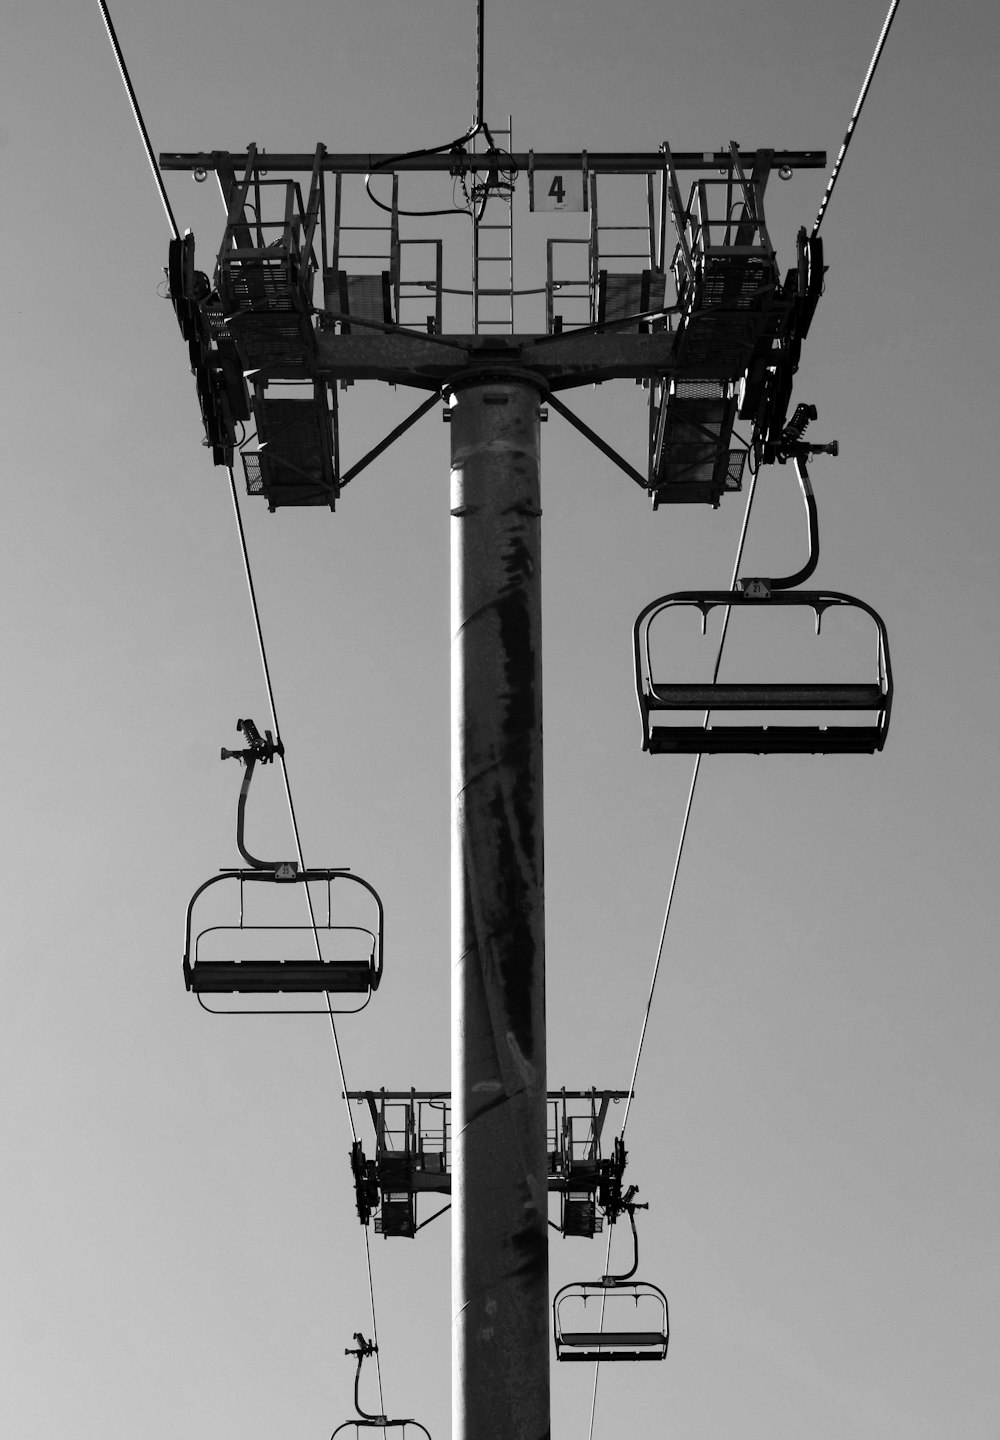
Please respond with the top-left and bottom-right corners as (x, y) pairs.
(450, 375), (550, 1440)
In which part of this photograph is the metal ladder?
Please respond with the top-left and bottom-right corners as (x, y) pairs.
(472, 117), (514, 333)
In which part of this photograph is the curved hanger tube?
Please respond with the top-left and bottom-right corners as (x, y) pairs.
(603, 1206), (641, 1283)
(235, 753), (285, 870)
(328, 1340), (432, 1439)
(762, 454), (819, 591)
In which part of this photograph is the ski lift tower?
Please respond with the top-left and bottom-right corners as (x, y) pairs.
(161, 137), (826, 1440)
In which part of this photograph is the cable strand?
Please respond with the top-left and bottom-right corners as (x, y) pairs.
(224, 467), (382, 1409)
(96, 0), (180, 239)
(586, 475), (760, 1440)
(812, 0), (902, 238)
(619, 469), (759, 1142)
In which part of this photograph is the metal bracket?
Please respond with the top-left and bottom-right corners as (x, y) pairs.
(546, 392), (647, 489)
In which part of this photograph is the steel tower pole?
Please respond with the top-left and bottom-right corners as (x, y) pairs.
(450, 375), (550, 1440)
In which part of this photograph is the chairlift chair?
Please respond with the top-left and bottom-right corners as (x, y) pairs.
(553, 1280), (670, 1362)
(182, 720), (383, 1013)
(183, 867), (383, 1014)
(633, 588), (892, 755)
(553, 1200), (669, 1363)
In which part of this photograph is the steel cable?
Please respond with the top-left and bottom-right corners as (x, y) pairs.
(225, 468), (385, 1412)
(96, 0), (179, 239)
(98, 0), (388, 1401)
(619, 468), (760, 1144)
(603, 1), (907, 1321)
(586, 470), (760, 1440)
(812, 0), (903, 238)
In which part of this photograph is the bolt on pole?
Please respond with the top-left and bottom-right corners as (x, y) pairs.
(449, 375), (550, 1440)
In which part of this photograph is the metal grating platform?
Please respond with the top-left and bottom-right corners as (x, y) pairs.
(241, 395), (338, 509)
(222, 257), (304, 313)
(227, 312), (316, 374)
(650, 387), (746, 505)
(242, 452), (265, 496)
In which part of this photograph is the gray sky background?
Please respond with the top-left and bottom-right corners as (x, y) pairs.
(2, 2), (998, 1438)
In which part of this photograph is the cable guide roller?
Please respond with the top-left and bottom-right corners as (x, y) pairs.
(166, 230), (250, 467)
(633, 589), (892, 755)
(182, 720), (384, 1013)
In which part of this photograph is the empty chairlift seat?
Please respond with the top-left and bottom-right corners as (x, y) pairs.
(183, 868), (384, 1015)
(553, 1280), (669, 1363)
(633, 589), (893, 755)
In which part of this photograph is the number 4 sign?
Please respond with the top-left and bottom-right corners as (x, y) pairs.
(531, 170), (586, 212)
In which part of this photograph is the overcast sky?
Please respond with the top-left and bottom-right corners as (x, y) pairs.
(2, 1), (998, 1438)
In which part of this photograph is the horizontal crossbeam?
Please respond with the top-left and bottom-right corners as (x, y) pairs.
(345, 1090), (628, 1102)
(160, 149), (826, 175)
(304, 330), (693, 391)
